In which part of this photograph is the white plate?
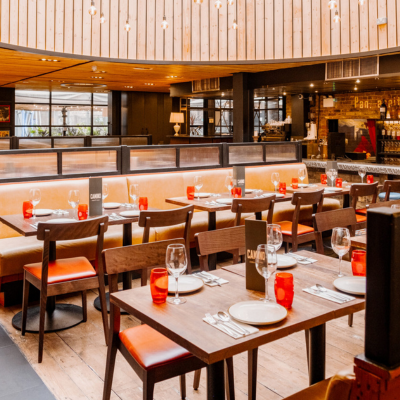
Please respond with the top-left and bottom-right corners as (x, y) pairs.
(216, 198), (234, 205)
(194, 193), (211, 198)
(265, 192), (285, 198)
(46, 218), (75, 223)
(168, 275), (204, 293)
(293, 183), (309, 188)
(333, 276), (366, 295)
(245, 189), (255, 193)
(33, 209), (54, 216)
(229, 300), (287, 326)
(120, 210), (140, 217)
(103, 202), (121, 209)
(277, 254), (297, 269)
(324, 187), (343, 192)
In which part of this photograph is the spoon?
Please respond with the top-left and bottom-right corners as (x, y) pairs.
(315, 284), (348, 301)
(217, 311), (250, 335)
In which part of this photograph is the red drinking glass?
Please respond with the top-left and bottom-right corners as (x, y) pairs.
(77, 204), (88, 220)
(23, 201), (33, 219)
(187, 186), (195, 200)
(292, 178), (298, 189)
(321, 174), (327, 184)
(233, 187), (242, 198)
(279, 182), (286, 195)
(367, 175), (374, 184)
(351, 250), (366, 277)
(335, 178), (342, 188)
(150, 268), (169, 304)
(139, 197), (148, 211)
(274, 272), (294, 309)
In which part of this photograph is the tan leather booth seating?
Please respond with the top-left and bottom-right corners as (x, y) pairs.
(0, 163), (339, 280)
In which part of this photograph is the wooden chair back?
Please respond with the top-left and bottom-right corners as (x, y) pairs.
(381, 179), (400, 201)
(195, 226), (245, 271)
(313, 208), (358, 254)
(231, 196), (275, 225)
(350, 182), (379, 209)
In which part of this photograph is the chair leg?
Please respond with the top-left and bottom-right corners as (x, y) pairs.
(21, 274), (30, 336)
(81, 291), (87, 322)
(193, 369), (201, 390)
(102, 334), (119, 400)
(284, 242), (289, 253)
(98, 275), (109, 345)
(348, 314), (353, 327)
(179, 374), (186, 399)
(143, 374), (155, 400)
(38, 290), (47, 363)
(291, 241), (298, 253)
(248, 348), (258, 400)
(305, 329), (310, 369)
(225, 357), (235, 400)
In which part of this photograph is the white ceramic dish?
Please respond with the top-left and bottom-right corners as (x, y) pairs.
(33, 209), (54, 217)
(103, 202), (121, 209)
(194, 193), (211, 198)
(324, 187), (343, 192)
(120, 210), (140, 217)
(245, 189), (255, 193)
(277, 254), (297, 269)
(266, 193), (285, 198)
(229, 300), (287, 325)
(216, 198), (234, 205)
(333, 276), (366, 295)
(168, 275), (204, 293)
(46, 218), (75, 223)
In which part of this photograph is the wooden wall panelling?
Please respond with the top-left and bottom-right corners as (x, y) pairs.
(119, 0), (128, 59)
(9, 0), (18, 45)
(182, 0), (191, 61)
(331, 4), (340, 55)
(129, 92), (145, 135)
(82, 0), (91, 55)
(311, 0), (321, 56)
(54, 0), (64, 52)
(255, 0), (264, 60)
(210, 0), (219, 60)
(265, 0), (274, 59)
(146, 0), (155, 60)
(109, 0), (119, 58)
(274, 0), (284, 59)
(283, 0), (293, 59)
(340, 0), (350, 54)
(28, 0), (37, 49)
(100, 0), (110, 57)
(321, 0), (330, 55)
(302, 0), (311, 58)
(387, 0), (396, 48)
(293, 0), (302, 58)
(74, 0), (83, 55)
(46, 0), (55, 51)
(164, 0), (173, 61)
(228, 0), (236, 60)
(18, 0), (28, 47)
(144, 93), (158, 137)
(64, 0), (74, 54)
(200, 0), (209, 61)
(36, 0), (46, 50)
(350, 0), (359, 53)
(246, 0), (255, 60)
(398, 0), (400, 47)
(359, 0), (369, 52)
(128, 0), (137, 59)
(173, 0), (181, 61)
(0, 0), (10, 43)
(91, 0), (100, 56)
(219, 0), (228, 61)
(191, 0), (200, 61)
(155, 0), (164, 60)
(237, 0), (245, 60)
(378, 0), (388, 49)
(369, 0), (378, 51)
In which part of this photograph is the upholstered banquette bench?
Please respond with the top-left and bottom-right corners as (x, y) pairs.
(0, 163), (339, 300)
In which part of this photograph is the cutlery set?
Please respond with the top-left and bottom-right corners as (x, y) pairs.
(194, 271), (223, 286)
(204, 312), (252, 338)
(304, 284), (355, 303)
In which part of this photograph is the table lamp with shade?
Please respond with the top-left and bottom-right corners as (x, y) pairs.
(170, 112), (185, 136)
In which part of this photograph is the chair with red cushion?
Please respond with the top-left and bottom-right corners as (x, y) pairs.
(276, 189), (324, 252)
(21, 216), (109, 363)
(102, 238), (206, 400)
(350, 182), (379, 229)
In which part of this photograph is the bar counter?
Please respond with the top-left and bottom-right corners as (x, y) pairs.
(168, 135), (233, 144)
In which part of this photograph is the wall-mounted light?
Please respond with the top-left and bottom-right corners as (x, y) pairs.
(333, 9), (340, 23)
(88, 0), (97, 16)
(232, 19), (238, 29)
(124, 20), (131, 32)
(215, 0), (222, 9)
(358, 0), (365, 5)
(194, 0), (203, 3)
(161, 15), (168, 29)
(227, 0), (234, 5)
(328, 0), (337, 9)
(100, 13), (106, 23)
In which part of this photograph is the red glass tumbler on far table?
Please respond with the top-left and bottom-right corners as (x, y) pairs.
(187, 186), (195, 200)
(335, 178), (343, 188)
(279, 182), (286, 195)
(139, 197), (148, 211)
(292, 178), (299, 189)
(23, 201), (33, 219)
(321, 174), (327, 185)
(150, 268), (169, 304)
(274, 272), (294, 309)
(351, 250), (366, 277)
(233, 187), (242, 198)
(77, 204), (88, 220)
(367, 175), (374, 184)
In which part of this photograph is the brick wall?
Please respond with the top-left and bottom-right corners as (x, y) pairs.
(311, 90), (400, 138)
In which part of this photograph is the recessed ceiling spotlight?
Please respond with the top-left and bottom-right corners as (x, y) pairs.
(310, 83), (314, 87)
(354, 87), (358, 90)
(166, 75), (182, 79)
(125, 86), (134, 88)
(91, 76), (104, 79)
(133, 67), (153, 70)
(40, 58), (59, 62)
(41, 58), (46, 61)
(145, 83), (154, 86)
(283, 92), (287, 95)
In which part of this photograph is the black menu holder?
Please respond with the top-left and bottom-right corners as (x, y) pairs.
(89, 177), (103, 216)
(233, 165), (245, 195)
(245, 219), (267, 292)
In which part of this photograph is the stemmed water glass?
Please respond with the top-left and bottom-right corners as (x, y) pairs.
(194, 176), (203, 200)
(68, 190), (80, 219)
(29, 188), (41, 219)
(267, 224), (283, 252)
(358, 167), (367, 183)
(130, 184), (140, 209)
(102, 183), (109, 202)
(298, 168), (307, 186)
(326, 169), (337, 186)
(255, 244), (277, 302)
(331, 227), (351, 277)
(225, 175), (233, 197)
(166, 244), (187, 305)
(271, 172), (280, 192)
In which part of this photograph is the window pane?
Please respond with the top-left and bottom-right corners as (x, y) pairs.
(93, 93), (108, 105)
(15, 127), (50, 137)
(51, 126), (91, 136)
(52, 105), (92, 125)
(259, 110), (267, 125)
(190, 110), (203, 126)
(15, 104), (50, 126)
(93, 106), (108, 125)
(190, 126), (203, 135)
(267, 98), (279, 108)
(93, 127), (108, 136)
(15, 90), (50, 103)
(190, 99), (203, 108)
(268, 110), (280, 121)
(51, 91), (91, 104)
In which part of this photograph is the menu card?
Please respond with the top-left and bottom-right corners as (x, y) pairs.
(89, 177), (103, 216)
(245, 219), (267, 292)
(233, 166), (245, 194)
(325, 160), (338, 187)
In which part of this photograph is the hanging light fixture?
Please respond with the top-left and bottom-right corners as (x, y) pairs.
(215, 0), (222, 9)
(232, 19), (238, 30)
(328, 0), (337, 9)
(161, 15), (169, 29)
(227, 0), (234, 5)
(333, 9), (340, 23)
(100, 12), (105, 23)
(88, 0), (97, 16)
(124, 19), (131, 32)
(358, 0), (365, 4)
(194, 0), (203, 3)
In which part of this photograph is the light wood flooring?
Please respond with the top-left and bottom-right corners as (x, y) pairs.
(0, 261), (365, 400)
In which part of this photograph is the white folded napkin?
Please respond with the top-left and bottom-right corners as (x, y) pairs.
(355, 229), (366, 236)
(194, 272), (229, 287)
(303, 285), (355, 304)
(286, 254), (318, 265)
(203, 314), (259, 339)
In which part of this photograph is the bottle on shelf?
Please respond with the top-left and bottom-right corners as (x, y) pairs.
(380, 99), (387, 120)
(382, 127), (386, 140)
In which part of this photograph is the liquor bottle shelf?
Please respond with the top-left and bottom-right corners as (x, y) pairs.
(378, 153), (400, 156)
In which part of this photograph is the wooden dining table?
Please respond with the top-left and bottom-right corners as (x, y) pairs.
(351, 234), (367, 250)
(110, 250), (365, 399)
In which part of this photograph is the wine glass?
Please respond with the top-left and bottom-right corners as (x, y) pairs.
(29, 188), (41, 219)
(225, 175), (233, 197)
(130, 184), (140, 209)
(267, 224), (283, 252)
(298, 168), (307, 186)
(68, 190), (80, 219)
(331, 227), (351, 277)
(255, 244), (277, 302)
(102, 183), (109, 202)
(326, 169), (337, 186)
(166, 244), (187, 305)
(194, 176), (203, 200)
(358, 167), (367, 183)
(271, 172), (280, 192)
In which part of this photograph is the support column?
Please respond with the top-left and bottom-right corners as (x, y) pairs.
(233, 73), (254, 142)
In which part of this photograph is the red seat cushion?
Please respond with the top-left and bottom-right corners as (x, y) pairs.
(356, 208), (367, 215)
(356, 214), (367, 223)
(277, 221), (315, 236)
(119, 324), (192, 370)
(24, 257), (96, 284)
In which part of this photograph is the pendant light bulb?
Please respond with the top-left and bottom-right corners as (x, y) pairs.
(88, 0), (97, 16)
(215, 0), (222, 9)
(161, 15), (169, 30)
(232, 19), (238, 30)
(194, 0), (203, 3)
(124, 20), (131, 32)
(99, 12), (105, 24)
(333, 9), (340, 23)
(328, 0), (337, 10)
(227, 0), (234, 5)
(358, 0), (365, 4)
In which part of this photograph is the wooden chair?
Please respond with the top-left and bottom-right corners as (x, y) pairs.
(380, 179), (400, 201)
(102, 239), (206, 400)
(368, 199), (400, 209)
(138, 205), (194, 282)
(21, 216), (109, 363)
(350, 182), (379, 229)
(231, 195), (276, 226)
(276, 189), (324, 253)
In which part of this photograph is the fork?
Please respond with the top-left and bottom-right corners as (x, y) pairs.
(205, 313), (239, 337)
(198, 271), (222, 286)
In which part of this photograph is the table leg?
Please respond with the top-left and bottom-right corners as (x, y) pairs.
(308, 323), (326, 385)
(208, 212), (217, 271)
(207, 360), (225, 399)
(248, 348), (258, 400)
(343, 193), (350, 208)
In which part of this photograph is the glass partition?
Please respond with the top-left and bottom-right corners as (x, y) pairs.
(91, 137), (120, 147)
(180, 146), (220, 168)
(54, 138), (85, 148)
(228, 145), (264, 164)
(265, 144), (298, 162)
(62, 150), (118, 174)
(130, 148), (177, 170)
(18, 138), (52, 149)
